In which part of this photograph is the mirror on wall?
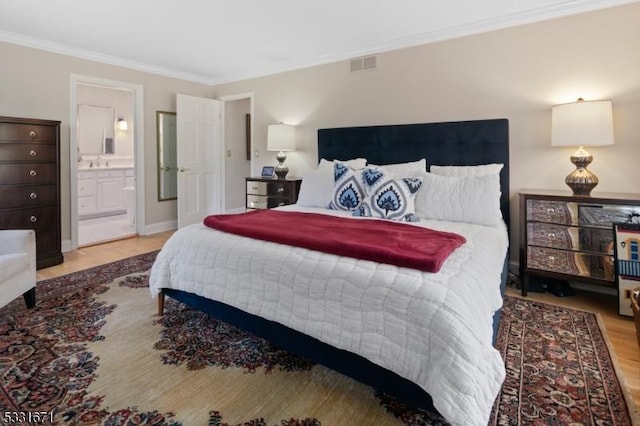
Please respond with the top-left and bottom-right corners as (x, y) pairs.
(157, 111), (177, 201)
(78, 105), (115, 154)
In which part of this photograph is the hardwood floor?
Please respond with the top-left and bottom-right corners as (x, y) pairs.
(36, 232), (639, 415)
(36, 231), (174, 280)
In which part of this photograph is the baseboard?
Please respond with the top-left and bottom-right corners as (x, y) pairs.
(142, 220), (177, 235)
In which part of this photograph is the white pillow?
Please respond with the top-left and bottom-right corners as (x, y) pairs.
(368, 159), (426, 178)
(415, 172), (502, 226)
(297, 158), (367, 208)
(429, 163), (503, 177)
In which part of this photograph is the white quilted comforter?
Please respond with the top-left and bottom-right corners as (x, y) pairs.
(149, 205), (508, 426)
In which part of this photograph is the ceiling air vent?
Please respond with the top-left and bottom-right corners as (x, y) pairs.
(349, 55), (378, 73)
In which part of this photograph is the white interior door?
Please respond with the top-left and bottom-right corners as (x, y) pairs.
(177, 94), (223, 228)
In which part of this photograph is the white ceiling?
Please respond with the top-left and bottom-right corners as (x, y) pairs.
(0, 0), (636, 85)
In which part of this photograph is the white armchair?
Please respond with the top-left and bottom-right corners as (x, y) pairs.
(0, 229), (37, 309)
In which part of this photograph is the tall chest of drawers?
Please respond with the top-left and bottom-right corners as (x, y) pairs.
(519, 189), (640, 296)
(0, 116), (63, 269)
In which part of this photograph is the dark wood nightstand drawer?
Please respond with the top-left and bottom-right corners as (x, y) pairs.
(526, 199), (576, 225)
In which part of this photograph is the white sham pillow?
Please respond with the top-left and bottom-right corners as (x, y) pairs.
(297, 158), (367, 208)
(415, 172), (502, 226)
(368, 158), (426, 178)
(429, 163), (503, 177)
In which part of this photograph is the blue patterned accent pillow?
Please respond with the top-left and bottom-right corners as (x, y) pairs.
(329, 162), (366, 211)
(354, 169), (423, 222)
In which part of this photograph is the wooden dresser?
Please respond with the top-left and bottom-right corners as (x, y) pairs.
(0, 116), (63, 269)
(245, 177), (302, 210)
(519, 189), (640, 296)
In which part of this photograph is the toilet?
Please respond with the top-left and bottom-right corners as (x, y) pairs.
(123, 186), (136, 225)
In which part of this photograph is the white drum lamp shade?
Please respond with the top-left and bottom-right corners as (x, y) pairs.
(551, 99), (614, 196)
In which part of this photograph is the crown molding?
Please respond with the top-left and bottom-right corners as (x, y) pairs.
(1, 0), (636, 87)
(0, 30), (216, 86)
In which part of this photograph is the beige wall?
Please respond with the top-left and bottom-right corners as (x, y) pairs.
(213, 3), (640, 260)
(224, 98), (251, 211)
(0, 41), (214, 245)
(1, 3), (639, 260)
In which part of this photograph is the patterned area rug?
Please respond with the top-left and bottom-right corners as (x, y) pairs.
(0, 252), (636, 425)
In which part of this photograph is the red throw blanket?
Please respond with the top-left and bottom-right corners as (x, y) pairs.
(203, 210), (466, 273)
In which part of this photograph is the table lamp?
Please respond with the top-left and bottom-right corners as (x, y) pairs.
(551, 98), (614, 196)
(267, 123), (296, 179)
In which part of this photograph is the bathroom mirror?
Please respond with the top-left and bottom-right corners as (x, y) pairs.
(78, 104), (115, 154)
(156, 111), (178, 201)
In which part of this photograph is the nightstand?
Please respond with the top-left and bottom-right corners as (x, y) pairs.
(519, 189), (640, 296)
(245, 177), (302, 210)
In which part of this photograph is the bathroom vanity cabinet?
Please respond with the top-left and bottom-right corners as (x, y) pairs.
(78, 167), (134, 218)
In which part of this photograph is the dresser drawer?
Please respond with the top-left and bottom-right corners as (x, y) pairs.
(527, 246), (614, 281)
(246, 195), (268, 209)
(0, 163), (57, 184)
(268, 180), (292, 197)
(0, 184), (57, 209)
(0, 123), (57, 142)
(527, 223), (578, 250)
(527, 223), (614, 253)
(578, 204), (640, 228)
(526, 199), (577, 225)
(0, 205), (57, 231)
(0, 208), (60, 261)
(0, 143), (57, 162)
(247, 181), (268, 195)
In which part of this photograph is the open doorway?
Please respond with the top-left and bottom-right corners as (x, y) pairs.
(69, 75), (145, 249)
(221, 93), (253, 212)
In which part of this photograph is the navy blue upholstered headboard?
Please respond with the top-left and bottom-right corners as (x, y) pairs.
(317, 119), (510, 229)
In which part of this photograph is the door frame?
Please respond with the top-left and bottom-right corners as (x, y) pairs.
(219, 92), (254, 212)
(68, 74), (145, 250)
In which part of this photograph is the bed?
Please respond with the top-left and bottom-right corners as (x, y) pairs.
(149, 119), (510, 426)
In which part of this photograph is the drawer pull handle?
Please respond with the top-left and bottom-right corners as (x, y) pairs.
(29, 170), (37, 177)
(252, 185), (259, 190)
(548, 232), (556, 239)
(28, 130), (37, 138)
(178, 167), (190, 172)
(548, 256), (555, 261)
(29, 150), (37, 157)
(30, 216), (37, 223)
(30, 192), (37, 199)
(277, 187), (284, 193)
(547, 208), (555, 214)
